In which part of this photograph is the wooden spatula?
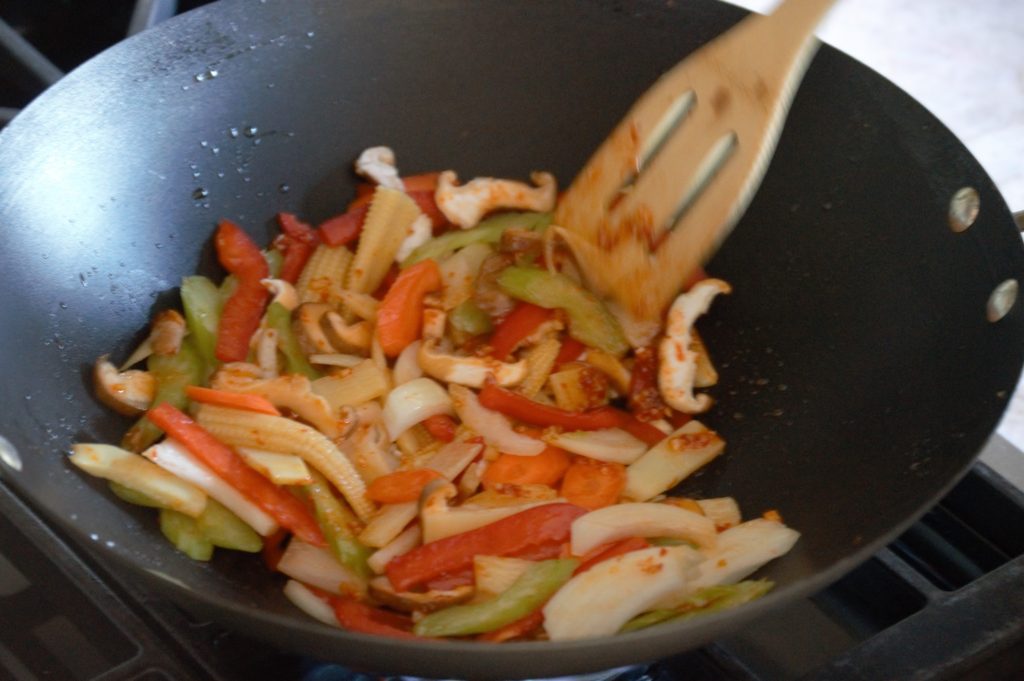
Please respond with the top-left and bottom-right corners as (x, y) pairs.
(555, 0), (837, 336)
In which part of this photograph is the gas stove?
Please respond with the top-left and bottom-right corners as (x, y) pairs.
(1, 2), (1022, 680)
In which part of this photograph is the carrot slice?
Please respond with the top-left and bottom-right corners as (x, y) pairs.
(146, 403), (325, 546)
(376, 259), (443, 357)
(481, 443), (571, 489)
(185, 385), (281, 416)
(366, 469), (444, 504)
(559, 457), (627, 510)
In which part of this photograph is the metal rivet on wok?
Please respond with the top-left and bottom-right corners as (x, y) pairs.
(987, 279), (1018, 322)
(949, 187), (980, 232)
(0, 435), (22, 473)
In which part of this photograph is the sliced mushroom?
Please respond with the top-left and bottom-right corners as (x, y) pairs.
(355, 146), (403, 190)
(294, 303), (337, 355)
(94, 356), (156, 416)
(421, 309), (447, 343)
(435, 170), (557, 229)
(210, 370), (344, 438)
(419, 340), (526, 388)
(658, 279), (731, 413)
(368, 576), (473, 614)
(261, 278), (299, 311)
(325, 312), (373, 353)
(474, 252), (516, 318)
(150, 309), (187, 356)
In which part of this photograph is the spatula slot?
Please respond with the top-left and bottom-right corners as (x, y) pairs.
(662, 130), (738, 238)
(609, 90), (697, 212)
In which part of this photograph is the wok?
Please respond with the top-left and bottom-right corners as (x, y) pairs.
(0, 0), (1021, 677)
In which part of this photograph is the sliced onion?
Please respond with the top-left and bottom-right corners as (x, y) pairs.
(283, 579), (339, 627)
(381, 377), (454, 441)
(545, 428), (647, 464)
(141, 439), (278, 536)
(571, 502), (717, 556)
(392, 340), (424, 386)
(449, 384), (544, 456)
(277, 538), (366, 596)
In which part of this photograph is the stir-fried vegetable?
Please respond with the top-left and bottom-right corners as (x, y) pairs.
(497, 266), (628, 356)
(402, 211), (551, 266)
(72, 151), (800, 644)
(414, 558), (577, 637)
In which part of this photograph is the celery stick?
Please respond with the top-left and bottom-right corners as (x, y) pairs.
(180, 275), (222, 374)
(264, 248), (283, 279)
(109, 480), (162, 508)
(449, 299), (493, 336)
(265, 302), (320, 379)
(497, 266), (628, 356)
(414, 558), (578, 637)
(620, 579), (774, 632)
(301, 469), (371, 580)
(121, 338), (204, 452)
(403, 211), (551, 267)
(196, 499), (262, 553)
(160, 508), (214, 561)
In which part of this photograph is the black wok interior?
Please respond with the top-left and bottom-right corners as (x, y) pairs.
(0, 0), (1021, 677)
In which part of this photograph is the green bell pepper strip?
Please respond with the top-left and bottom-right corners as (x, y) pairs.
(402, 211), (552, 267)
(264, 248), (284, 279)
(413, 558), (578, 637)
(620, 579), (774, 632)
(121, 338), (204, 452)
(159, 508), (214, 561)
(300, 469), (372, 580)
(449, 299), (493, 336)
(265, 302), (320, 379)
(180, 275), (222, 376)
(497, 266), (629, 356)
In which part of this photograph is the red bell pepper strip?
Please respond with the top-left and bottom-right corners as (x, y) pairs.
(319, 205), (368, 246)
(214, 220), (270, 362)
(146, 403), (326, 547)
(554, 337), (586, 368)
(261, 527), (290, 571)
(479, 381), (666, 445)
(488, 302), (555, 361)
(573, 537), (651, 575)
(422, 413), (457, 442)
(385, 503), (586, 592)
(618, 415), (669, 447)
(275, 212), (319, 283)
(479, 381), (621, 430)
(308, 587), (422, 640)
(376, 259), (443, 357)
(326, 594), (422, 640)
